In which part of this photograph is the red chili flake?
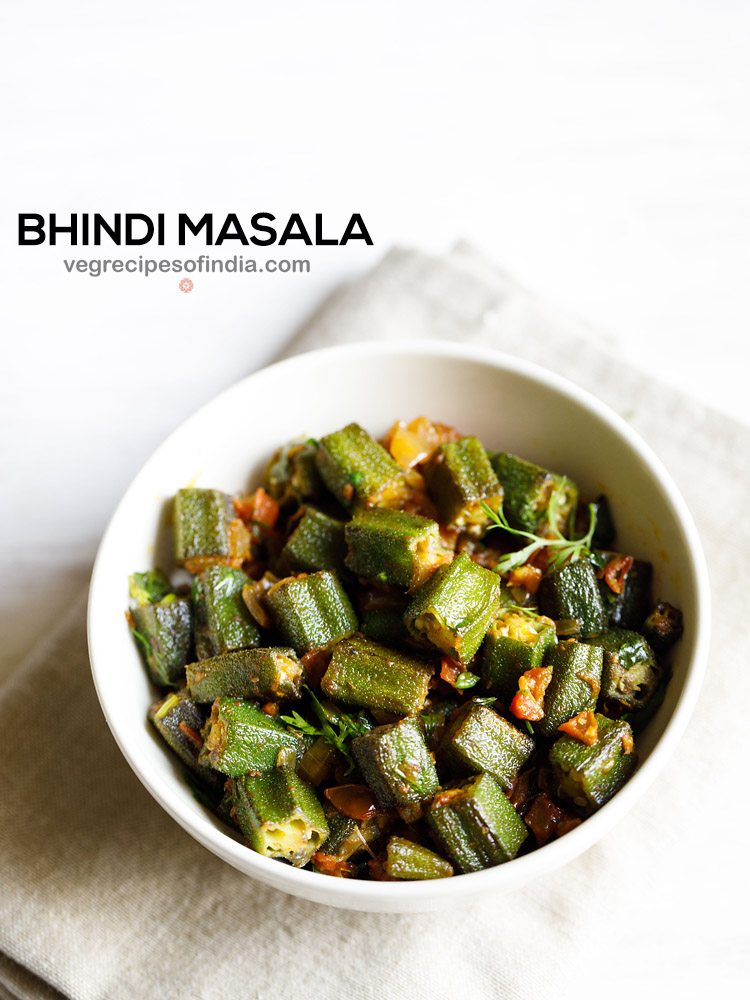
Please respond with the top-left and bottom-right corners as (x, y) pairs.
(325, 784), (379, 822)
(559, 710), (599, 745)
(600, 555), (634, 595)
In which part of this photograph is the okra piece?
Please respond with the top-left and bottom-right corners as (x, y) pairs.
(404, 552), (501, 664)
(345, 507), (450, 589)
(298, 737), (339, 787)
(539, 558), (607, 638)
(231, 766), (328, 866)
(592, 550), (653, 629)
(321, 636), (433, 716)
(642, 601), (684, 658)
(385, 836), (454, 880)
(186, 647), (303, 703)
(352, 717), (439, 813)
(199, 697), (305, 777)
(281, 507), (348, 575)
(173, 488), (249, 572)
(491, 452), (578, 535)
(535, 639), (603, 738)
(129, 593), (193, 688)
(361, 604), (409, 645)
(549, 713), (636, 813)
(316, 422), (410, 509)
(316, 805), (384, 863)
(423, 437), (503, 533)
(264, 439), (324, 505)
(427, 772), (528, 873)
(481, 610), (557, 701)
(439, 702), (535, 790)
(148, 690), (222, 791)
(192, 565), (261, 659)
(265, 570), (358, 654)
(129, 569), (172, 606)
(585, 629), (661, 714)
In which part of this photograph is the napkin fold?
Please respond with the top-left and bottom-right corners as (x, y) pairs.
(1, 244), (747, 1000)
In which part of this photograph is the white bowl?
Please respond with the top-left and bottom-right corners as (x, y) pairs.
(88, 341), (710, 912)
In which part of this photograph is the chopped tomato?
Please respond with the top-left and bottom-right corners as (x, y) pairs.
(519, 667), (552, 704)
(324, 784), (379, 822)
(260, 701), (279, 717)
(439, 656), (462, 689)
(599, 554), (634, 595)
(559, 710), (599, 745)
(301, 647), (332, 687)
(234, 488), (280, 529)
(507, 564), (543, 595)
(177, 721), (203, 749)
(510, 690), (544, 722)
(312, 853), (355, 878)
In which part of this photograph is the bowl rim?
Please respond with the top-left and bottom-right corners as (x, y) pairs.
(88, 338), (711, 905)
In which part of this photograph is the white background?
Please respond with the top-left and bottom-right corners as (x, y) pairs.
(1, 0), (748, 678)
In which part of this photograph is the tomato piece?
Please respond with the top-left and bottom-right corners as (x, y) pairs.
(440, 656), (462, 688)
(312, 853), (355, 878)
(510, 690), (544, 722)
(558, 710), (599, 745)
(507, 564), (543, 595)
(324, 784), (379, 821)
(300, 647), (332, 687)
(519, 666), (552, 704)
(234, 488), (280, 529)
(600, 555), (634, 595)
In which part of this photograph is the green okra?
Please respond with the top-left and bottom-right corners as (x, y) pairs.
(230, 766), (328, 866)
(585, 629), (661, 714)
(539, 558), (607, 638)
(490, 452), (578, 535)
(265, 570), (358, 654)
(173, 488), (244, 569)
(321, 636), (433, 716)
(404, 552), (501, 663)
(360, 604), (409, 645)
(481, 610), (557, 701)
(426, 772), (528, 873)
(148, 690), (222, 791)
(535, 639), (603, 738)
(192, 565), (261, 659)
(281, 507), (348, 576)
(316, 422), (410, 509)
(642, 601), (684, 658)
(264, 440), (324, 505)
(351, 717), (439, 813)
(345, 507), (449, 589)
(439, 702), (535, 790)
(591, 550), (653, 630)
(129, 595), (193, 688)
(298, 737), (339, 787)
(199, 697), (305, 777)
(129, 569), (172, 607)
(423, 436), (503, 533)
(420, 698), (460, 746)
(549, 713), (636, 813)
(186, 647), (303, 703)
(385, 836), (453, 880)
(315, 805), (384, 864)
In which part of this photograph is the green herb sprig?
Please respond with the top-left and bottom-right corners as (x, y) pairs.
(280, 687), (371, 773)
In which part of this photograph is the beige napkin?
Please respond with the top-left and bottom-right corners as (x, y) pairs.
(1, 244), (747, 1000)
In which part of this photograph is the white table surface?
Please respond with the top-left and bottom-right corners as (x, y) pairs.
(2, 0), (748, 677)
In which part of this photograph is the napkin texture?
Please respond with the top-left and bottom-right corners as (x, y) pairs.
(1, 244), (747, 1000)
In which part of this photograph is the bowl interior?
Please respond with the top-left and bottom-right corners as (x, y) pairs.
(88, 343), (705, 911)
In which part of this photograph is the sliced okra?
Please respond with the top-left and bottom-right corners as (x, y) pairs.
(549, 713), (636, 813)
(199, 697), (305, 777)
(129, 569), (172, 606)
(316, 422), (410, 509)
(538, 558), (607, 638)
(148, 690), (222, 791)
(585, 629), (661, 714)
(490, 452), (578, 535)
(264, 439), (324, 505)
(426, 772), (528, 873)
(186, 647), (302, 703)
(642, 601), (684, 658)
(345, 507), (450, 589)
(423, 436), (503, 534)
(230, 766), (328, 866)
(404, 552), (501, 664)
(192, 565), (261, 659)
(265, 570), (358, 655)
(351, 717), (439, 814)
(535, 639), (603, 737)
(439, 702), (535, 790)
(481, 610), (557, 701)
(281, 507), (348, 575)
(321, 636), (433, 716)
(173, 488), (250, 573)
(385, 836), (454, 880)
(315, 805), (384, 864)
(591, 550), (653, 629)
(298, 737), (339, 787)
(129, 594), (193, 688)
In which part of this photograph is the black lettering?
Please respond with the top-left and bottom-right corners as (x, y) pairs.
(179, 213), (213, 245)
(125, 214), (154, 246)
(340, 213), (373, 245)
(315, 213), (337, 245)
(18, 214), (45, 245)
(216, 214), (249, 245)
(279, 213), (312, 245)
(49, 213), (78, 246)
(93, 214), (121, 246)
(250, 213), (276, 246)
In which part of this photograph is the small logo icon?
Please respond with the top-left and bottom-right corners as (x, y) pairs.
(178, 278), (194, 293)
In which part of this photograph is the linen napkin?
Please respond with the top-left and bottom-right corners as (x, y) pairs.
(1, 244), (747, 1000)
